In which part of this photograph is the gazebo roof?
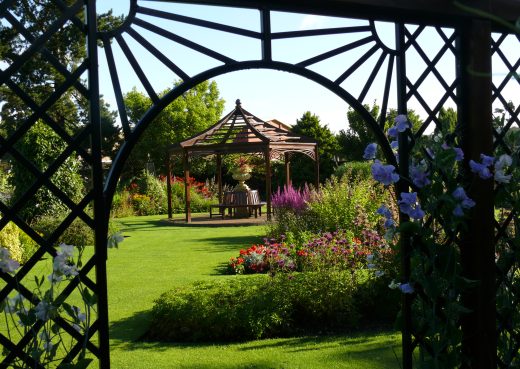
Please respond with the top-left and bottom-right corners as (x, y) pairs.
(170, 99), (318, 160)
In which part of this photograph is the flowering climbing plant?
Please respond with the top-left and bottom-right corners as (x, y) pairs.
(364, 114), (518, 367)
(0, 233), (124, 368)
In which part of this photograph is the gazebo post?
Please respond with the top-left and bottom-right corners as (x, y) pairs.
(183, 150), (191, 223)
(216, 153), (223, 203)
(284, 152), (291, 187)
(265, 147), (272, 220)
(166, 154), (173, 219)
(314, 146), (320, 188)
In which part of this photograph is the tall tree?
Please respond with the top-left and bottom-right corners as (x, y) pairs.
(123, 80), (225, 177)
(290, 111), (339, 186)
(0, 1), (122, 219)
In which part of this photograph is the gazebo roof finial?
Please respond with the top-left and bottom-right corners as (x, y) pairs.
(235, 99), (241, 106)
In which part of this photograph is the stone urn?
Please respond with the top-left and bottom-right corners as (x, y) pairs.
(232, 167), (252, 191)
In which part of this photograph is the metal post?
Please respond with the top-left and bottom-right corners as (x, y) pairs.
(86, 0), (110, 367)
(458, 18), (495, 369)
(183, 150), (191, 223)
(166, 154), (173, 219)
(395, 21), (412, 369)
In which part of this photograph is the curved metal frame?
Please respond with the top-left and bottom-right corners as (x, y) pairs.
(0, 0), (518, 368)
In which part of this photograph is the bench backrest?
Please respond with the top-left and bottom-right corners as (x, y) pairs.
(233, 191), (248, 205)
(248, 190), (260, 205)
(223, 192), (234, 205)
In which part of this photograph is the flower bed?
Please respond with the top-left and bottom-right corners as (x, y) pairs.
(227, 229), (393, 276)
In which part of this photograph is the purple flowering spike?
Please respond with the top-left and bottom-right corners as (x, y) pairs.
(363, 143), (378, 160)
(371, 160), (400, 185)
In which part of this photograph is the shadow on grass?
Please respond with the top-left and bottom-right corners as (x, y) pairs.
(110, 314), (402, 368)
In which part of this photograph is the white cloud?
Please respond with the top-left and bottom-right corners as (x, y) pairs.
(299, 15), (326, 30)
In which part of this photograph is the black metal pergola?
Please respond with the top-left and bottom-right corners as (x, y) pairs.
(167, 99), (319, 222)
(0, 1), (519, 368)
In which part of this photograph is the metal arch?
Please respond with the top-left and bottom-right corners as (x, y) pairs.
(104, 60), (395, 210)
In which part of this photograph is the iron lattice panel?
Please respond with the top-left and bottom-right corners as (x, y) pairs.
(492, 32), (520, 368)
(0, 0), (106, 367)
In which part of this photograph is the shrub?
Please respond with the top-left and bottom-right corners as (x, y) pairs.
(147, 270), (398, 342)
(32, 215), (94, 247)
(0, 222), (23, 263)
(111, 190), (135, 218)
(333, 161), (372, 180)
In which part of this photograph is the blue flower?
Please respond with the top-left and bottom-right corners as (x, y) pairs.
(371, 160), (400, 185)
(453, 204), (464, 217)
(452, 187), (475, 209)
(410, 163), (430, 188)
(480, 154), (494, 167)
(387, 126), (398, 138)
(454, 147), (464, 161)
(377, 205), (392, 218)
(398, 192), (425, 220)
(390, 140), (398, 149)
(399, 282), (415, 294)
(363, 143), (378, 160)
(395, 115), (410, 132)
(469, 160), (492, 179)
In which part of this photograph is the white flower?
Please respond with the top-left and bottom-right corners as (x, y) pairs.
(495, 154), (512, 171)
(0, 247), (20, 274)
(57, 243), (75, 258)
(35, 301), (53, 321)
(495, 170), (512, 184)
(72, 323), (81, 333)
(388, 280), (400, 289)
(108, 232), (124, 249)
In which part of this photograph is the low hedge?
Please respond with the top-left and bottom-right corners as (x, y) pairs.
(146, 271), (398, 342)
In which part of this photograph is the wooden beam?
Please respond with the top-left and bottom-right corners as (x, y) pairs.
(183, 150), (192, 223)
(216, 154), (223, 203)
(155, 0), (520, 23)
(284, 152), (291, 187)
(265, 148), (272, 220)
(166, 154), (173, 219)
(458, 17), (495, 369)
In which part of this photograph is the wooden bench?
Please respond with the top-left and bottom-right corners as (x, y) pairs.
(209, 192), (234, 218)
(209, 190), (266, 218)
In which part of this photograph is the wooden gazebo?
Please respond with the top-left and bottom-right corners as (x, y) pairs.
(167, 99), (319, 222)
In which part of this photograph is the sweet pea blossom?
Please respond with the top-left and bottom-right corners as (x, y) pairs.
(494, 154), (513, 183)
(469, 160), (492, 179)
(377, 205), (395, 228)
(398, 192), (425, 220)
(35, 301), (54, 321)
(390, 140), (398, 150)
(371, 160), (400, 185)
(363, 143), (377, 160)
(387, 126), (398, 138)
(395, 114), (410, 132)
(0, 247), (20, 274)
(399, 283), (415, 294)
(108, 232), (125, 249)
(452, 187), (476, 209)
(453, 147), (464, 161)
(410, 163), (431, 188)
(481, 154), (494, 167)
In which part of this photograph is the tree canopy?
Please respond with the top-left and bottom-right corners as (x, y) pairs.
(290, 111), (339, 186)
(123, 80), (225, 177)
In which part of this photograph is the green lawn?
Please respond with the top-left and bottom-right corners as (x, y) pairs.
(108, 214), (401, 369)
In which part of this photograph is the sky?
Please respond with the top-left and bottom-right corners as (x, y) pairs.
(95, 1), (518, 133)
